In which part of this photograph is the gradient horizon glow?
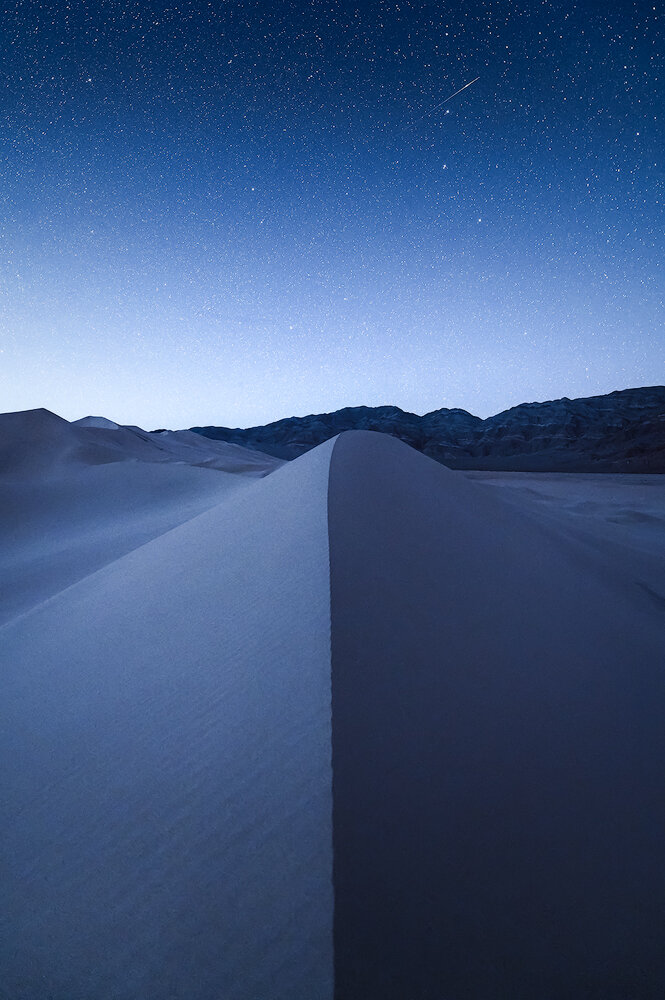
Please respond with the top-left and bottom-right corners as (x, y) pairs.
(1, 1), (663, 428)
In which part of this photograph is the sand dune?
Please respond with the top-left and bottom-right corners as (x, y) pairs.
(0, 409), (281, 625)
(1, 417), (664, 997)
(329, 432), (665, 998)
(0, 408), (282, 480)
(0, 432), (334, 1000)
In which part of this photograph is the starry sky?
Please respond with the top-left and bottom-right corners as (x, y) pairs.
(1, 1), (663, 428)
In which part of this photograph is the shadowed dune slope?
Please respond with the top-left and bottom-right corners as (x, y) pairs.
(328, 431), (665, 999)
(0, 441), (335, 1000)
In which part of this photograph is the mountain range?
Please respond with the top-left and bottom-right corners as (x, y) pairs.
(188, 385), (665, 473)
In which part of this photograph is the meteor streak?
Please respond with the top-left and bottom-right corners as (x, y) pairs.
(441, 76), (480, 106)
(405, 76), (480, 130)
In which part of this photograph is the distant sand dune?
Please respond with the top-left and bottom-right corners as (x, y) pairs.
(0, 408), (281, 625)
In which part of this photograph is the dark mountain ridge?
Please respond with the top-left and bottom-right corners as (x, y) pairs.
(187, 386), (665, 473)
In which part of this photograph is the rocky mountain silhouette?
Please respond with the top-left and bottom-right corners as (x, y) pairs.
(188, 386), (665, 472)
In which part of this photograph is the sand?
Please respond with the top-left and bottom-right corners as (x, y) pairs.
(0, 417), (334, 1000)
(329, 432), (665, 998)
(1, 413), (664, 998)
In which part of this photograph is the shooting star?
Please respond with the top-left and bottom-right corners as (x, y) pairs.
(404, 76), (480, 131)
(440, 76), (480, 106)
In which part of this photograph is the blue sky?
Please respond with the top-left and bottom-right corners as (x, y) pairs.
(1, 0), (662, 426)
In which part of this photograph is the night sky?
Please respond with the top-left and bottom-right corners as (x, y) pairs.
(1, 1), (663, 428)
